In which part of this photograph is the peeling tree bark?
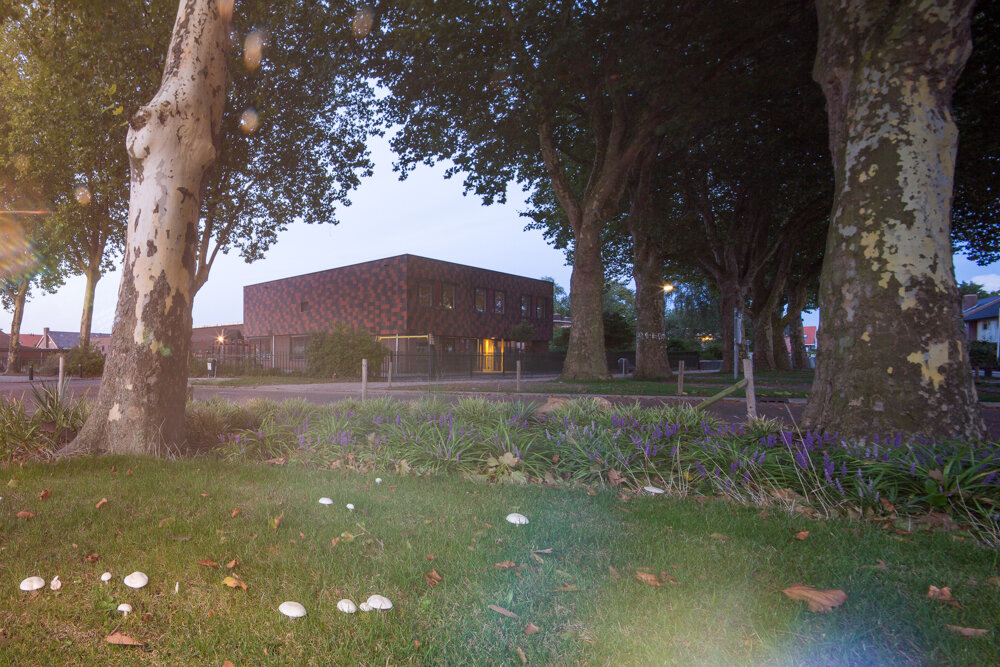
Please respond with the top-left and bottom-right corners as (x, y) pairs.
(65, 0), (231, 455)
(804, 0), (984, 440)
(78, 263), (100, 349)
(632, 238), (672, 380)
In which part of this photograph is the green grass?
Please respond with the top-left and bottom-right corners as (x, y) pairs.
(2, 457), (999, 665)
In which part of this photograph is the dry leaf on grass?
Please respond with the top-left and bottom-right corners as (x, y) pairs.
(927, 585), (960, 607)
(230, 508), (240, 518)
(270, 513), (282, 531)
(96, 497), (108, 509)
(946, 625), (989, 638)
(198, 559), (218, 568)
(709, 533), (727, 541)
(635, 571), (660, 587)
(794, 531), (809, 541)
(534, 548), (553, 554)
(661, 572), (681, 586)
(494, 561), (517, 570)
(106, 631), (143, 647)
(222, 661), (235, 667)
(782, 585), (847, 612)
(39, 489), (51, 500)
(16, 510), (35, 519)
(331, 537), (340, 548)
(125, 469), (134, 476)
(860, 559), (888, 571)
(488, 604), (519, 619)
(221, 576), (247, 591)
(426, 554), (435, 560)
(987, 576), (1000, 586)
(609, 566), (621, 579)
(524, 622), (540, 635)
(607, 469), (625, 487)
(226, 558), (238, 569)
(85, 553), (100, 563)
(425, 569), (443, 587)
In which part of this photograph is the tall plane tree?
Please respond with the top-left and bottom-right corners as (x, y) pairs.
(67, 0), (231, 455)
(804, 0), (984, 439)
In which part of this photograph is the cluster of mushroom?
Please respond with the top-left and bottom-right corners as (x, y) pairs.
(279, 594), (392, 619)
(20, 570), (148, 616)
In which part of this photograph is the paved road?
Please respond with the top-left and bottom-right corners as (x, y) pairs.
(2, 375), (997, 440)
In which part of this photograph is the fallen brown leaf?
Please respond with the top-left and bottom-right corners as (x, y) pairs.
(635, 571), (660, 587)
(607, 469), (625, 487)
(226, 558), (238, 569)
(198, 558), (218, 568)
(39, 489), (51, 500)
(488, 604), (519, 619)
(661, 572), (681, 586)
(946, 624), (989, 638)
(782, 585), (847, 612)
(222, 661), (235, 667)
(616, 505), (632, 513)
(424, 569), (443, 587)
(608, 566), (621, 579)
(794, 531), (810, 541)
(106, 631), (143, 647)
(531, 553), (544, 564)
(927, 585), (960, 607)
(331, 537), (340, 548)
(200, 493), (209, 498)
(125, 469), (134, 476)
(96, 497), (108, 509)
(85, 553), (100, 563)
(141, 612), (153, 622)
(494, 561), (517, 570)
(230, 508), (240, 518)
(709, 533), (727, 541)
(425, 554), (435, 560)
(524, 622), (540, 636)
(16, 510), (35, 520)
(860, 559), (888, 571)
(534, 548), (553, 554)
(271, 513), (282, 531)
(221, 576), (247, 591)
(987, 576), (1000, 586)
(263, 457), (286, 466)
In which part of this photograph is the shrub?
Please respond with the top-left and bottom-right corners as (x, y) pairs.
(969, 340), (998, 368)
(702, 339), (724, 360)
(509, 321), (537, 342)
(38, 346), (106, 377)
(304, 324), (386, 378)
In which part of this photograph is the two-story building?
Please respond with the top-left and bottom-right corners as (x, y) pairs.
(242, 255), (553, 370)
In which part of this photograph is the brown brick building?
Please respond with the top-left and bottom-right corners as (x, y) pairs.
(243, 255), (553, 366)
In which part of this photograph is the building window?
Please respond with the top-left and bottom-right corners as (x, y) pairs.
(493, 290), (505, 314)
(520, 295), (530, 318)
(440, 283), (456, 309)
(534, 297), (545, 320)
(418, 282), (432, 308)
(290, 336), (309, 360)
(299, 301), (309, 312)
(474, 288), (486, 313)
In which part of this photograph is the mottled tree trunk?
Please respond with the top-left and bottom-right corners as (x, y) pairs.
(771, 312), (791, 371)
(563, 221), (609, 380)
(65, 0), (231, 455)
(632, 237), (672, 380)
(78, 263), (100, 349)
(786, 282), (810, 370)
(752, 314), (776, 371)
(804, 0), (984, 439)
(4, 278), (28, 375)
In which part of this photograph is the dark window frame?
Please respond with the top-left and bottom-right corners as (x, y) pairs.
(418, 282), (433, 308)
(493, 290), (505, 314)
(474, 288), (486, 313)
(440, 282), (456, 309)
(520, 295), (530, 318)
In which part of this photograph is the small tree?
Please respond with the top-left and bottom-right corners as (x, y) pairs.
(509, 321), (536, 344)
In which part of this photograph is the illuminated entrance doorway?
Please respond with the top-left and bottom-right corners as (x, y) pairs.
(478, 338), (503, 372)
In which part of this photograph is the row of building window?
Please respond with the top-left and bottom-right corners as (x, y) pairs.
(417, 282), (547, 319)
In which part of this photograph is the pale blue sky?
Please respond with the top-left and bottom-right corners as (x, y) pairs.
(3, 133), (997, 336)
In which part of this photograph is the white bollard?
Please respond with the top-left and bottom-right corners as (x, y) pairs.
(361, 359), (368, 401)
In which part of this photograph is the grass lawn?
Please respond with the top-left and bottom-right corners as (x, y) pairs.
(3, 456), (999, 665)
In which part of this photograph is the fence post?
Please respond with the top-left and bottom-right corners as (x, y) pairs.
(387, 360), (393, 389)
(742, 358), (757, 421)
(361, 358), (368, 401)
(677, 360), (685, 395)
(58, 355), (65, 401)
(516, 359), (521, 392)
(28, 364), (33, 381)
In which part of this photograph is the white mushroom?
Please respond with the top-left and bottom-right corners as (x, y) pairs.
(366, 594), (392, 610)
(19, 576), (45, 592)
(643, 485), (665, 495)
(358, 602), (371, 612)
(346, 503), (355, 511)
(505, 513), (529, 525)
(375, 478), (383, 485)
(123, 572), (148, 589)
(336, 599), (358, 614)
(174, 581), (179, 594)
(117, 603), (132, 615)
(318, 497), (333, 505)
(49, 576), (62, 591)
(100, 572), (112, 583)
(278, 601), (307, 618)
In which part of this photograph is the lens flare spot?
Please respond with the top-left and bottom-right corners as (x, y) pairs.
(75, 186), (92, 206)
(0, 218), (40, 279)
(351, 6), (374, 40)
(244, 29), (267, 70)
(240, 108), (260, 134)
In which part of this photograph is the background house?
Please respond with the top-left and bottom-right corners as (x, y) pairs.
(243, 254), (553, 370)
(963, 294), (1000, 343)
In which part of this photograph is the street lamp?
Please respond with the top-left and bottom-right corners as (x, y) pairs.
(663, 284), (674, 293)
